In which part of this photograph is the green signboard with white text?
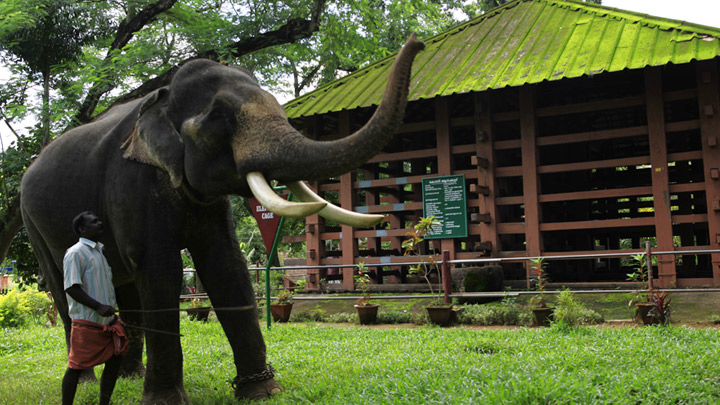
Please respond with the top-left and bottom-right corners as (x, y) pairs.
(422, 174), (468, 239)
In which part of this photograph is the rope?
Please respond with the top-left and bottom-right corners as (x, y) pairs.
(113, 305), (254, 336)
(117, 304), (254, 314)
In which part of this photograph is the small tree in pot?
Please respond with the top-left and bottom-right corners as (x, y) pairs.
(402, 216), (452, 326)
(626, 253), (671, 325)
(528, 257), (553, 326)
(354, 262), (379, 324)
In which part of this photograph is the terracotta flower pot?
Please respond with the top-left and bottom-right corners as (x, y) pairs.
(354, 304), (379, 325)
(531, 307), (553, 326)
(635, 302), (658, 325)
(270, 303), (293, 322)
(187, 307), (211, 322)
(425, 305), (454, 326)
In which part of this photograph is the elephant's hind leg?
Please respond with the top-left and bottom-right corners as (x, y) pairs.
(133, 250), (189, 404)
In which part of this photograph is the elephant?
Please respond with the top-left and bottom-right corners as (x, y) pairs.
(19, 34), (424, 402)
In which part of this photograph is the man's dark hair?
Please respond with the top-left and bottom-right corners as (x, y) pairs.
(72, 211), (94, 237)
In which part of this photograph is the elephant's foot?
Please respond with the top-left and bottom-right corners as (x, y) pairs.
(235, 378), (283, 400)
(141, 386), (189, 404)
(79, 367), (97, 383)
(119, 360), (146, 379)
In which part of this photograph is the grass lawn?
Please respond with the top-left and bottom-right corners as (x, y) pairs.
(2, 319), (720, 404)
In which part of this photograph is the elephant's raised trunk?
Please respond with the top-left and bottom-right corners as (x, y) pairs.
(265, 33), (425, 182)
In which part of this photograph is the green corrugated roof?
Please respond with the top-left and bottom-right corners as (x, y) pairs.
(285, 0), (720, 118)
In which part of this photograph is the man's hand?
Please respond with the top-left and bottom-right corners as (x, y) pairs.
(95, 304), (117, 317)
(65, 284), (116, 317)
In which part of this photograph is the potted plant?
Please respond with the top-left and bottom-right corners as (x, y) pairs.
(270, 291), (294, 322)
(528, 257), (553, 326)
(626, 253), (661, 325)
(186, 298), (211, 322)
(648, 289), (671, 325)
(354, 262), (379, 325)
(402, 216), (453, 326)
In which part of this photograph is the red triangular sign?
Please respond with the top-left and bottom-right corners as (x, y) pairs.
(248, 195), (288, 254)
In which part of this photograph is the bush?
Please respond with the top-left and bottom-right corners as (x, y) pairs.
(325, 312), (356, 323)
(458, 302), (533, 326)
(553, 289), (604, 328)
(0, 288), (54, 328)
(0, 289), (30, 327)
(291, 311), (327, 323)
(377, 310), (417, 324)
(451, 266), (504, 305)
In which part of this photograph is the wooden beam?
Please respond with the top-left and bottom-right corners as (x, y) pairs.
(339, 110), (358, 291)
(303, 115), (324, 290)
(475, 92), (500, 256)
(539, 217), (656, 231)
(645, 67), (677, 287)
(697, 59), (720, 287)
(520, 86), (542, 255)
(520, 86), (542, 288)
(435, 96), (456, 259)
(536, 95), (644, 117)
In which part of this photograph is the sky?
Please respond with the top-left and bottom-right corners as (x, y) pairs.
(1, 0), (720, 150)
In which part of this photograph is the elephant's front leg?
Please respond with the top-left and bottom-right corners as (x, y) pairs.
(134, 250), (189, 404)
(190, 229), (282, 400)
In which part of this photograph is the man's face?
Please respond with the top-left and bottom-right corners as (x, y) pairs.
(79, 214), (104, 241)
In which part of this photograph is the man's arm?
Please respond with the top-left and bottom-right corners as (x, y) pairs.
(65, 284), (116, 317)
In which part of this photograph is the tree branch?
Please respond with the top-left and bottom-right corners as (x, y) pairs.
(295, 64), (322, 97)
(72, 0), (179, 127)
(107, 0), (327, 110)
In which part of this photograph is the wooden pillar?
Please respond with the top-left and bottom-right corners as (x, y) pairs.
(697, 60), (720, 287)
(645, 67), (677, 288)
(474, 92), (499, 255)
(303, 116), (324, 291)
(362, 168), (383, 283)
(435, 97), (456, 259)
(520, 86), (542, 287)
(339, 111), (358, 291)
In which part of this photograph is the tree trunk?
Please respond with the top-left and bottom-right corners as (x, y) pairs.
(0, 193), (23, 265)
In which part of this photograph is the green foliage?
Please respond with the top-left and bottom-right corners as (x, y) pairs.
(0, 0), (114, 73)
(0, 287), (50, 327)
(403, 216), (443, 304)
(552, 289), (604, 329)
(0, 289), (28, 327)
(376, 310), (417, 324)
(290, 310), (328, 323)
(324, 312), (356, 323)
(7, 228), (39, 286)
(459, 302), (533, 326)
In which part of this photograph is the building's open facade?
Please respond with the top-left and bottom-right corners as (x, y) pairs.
(281, 0), (720, 291)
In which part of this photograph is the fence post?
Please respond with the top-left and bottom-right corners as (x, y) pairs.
(646, 241), (653, 290)
(442, 250), (452, 304)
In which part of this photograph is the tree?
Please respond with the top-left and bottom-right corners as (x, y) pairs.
(0, 0), (472, 274)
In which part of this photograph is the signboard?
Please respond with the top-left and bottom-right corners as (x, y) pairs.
(422, 175), (468, 239)
(248, 195), (288, 253)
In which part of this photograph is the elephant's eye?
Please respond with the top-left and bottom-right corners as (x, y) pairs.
(204, 103), (236, 134)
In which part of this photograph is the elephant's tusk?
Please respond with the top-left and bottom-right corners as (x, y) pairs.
(286, 181), (384, 227)
(246, 172), (326, 218)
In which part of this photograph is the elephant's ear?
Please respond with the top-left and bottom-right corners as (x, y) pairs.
(121, 88), (184, 188)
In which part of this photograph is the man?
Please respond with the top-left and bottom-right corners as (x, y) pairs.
(62, 211), (128, 405)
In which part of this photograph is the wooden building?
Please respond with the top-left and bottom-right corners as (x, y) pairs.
(282, 0), (720, 290)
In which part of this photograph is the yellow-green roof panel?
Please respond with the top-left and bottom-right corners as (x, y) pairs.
(285, 0), (720, 118)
